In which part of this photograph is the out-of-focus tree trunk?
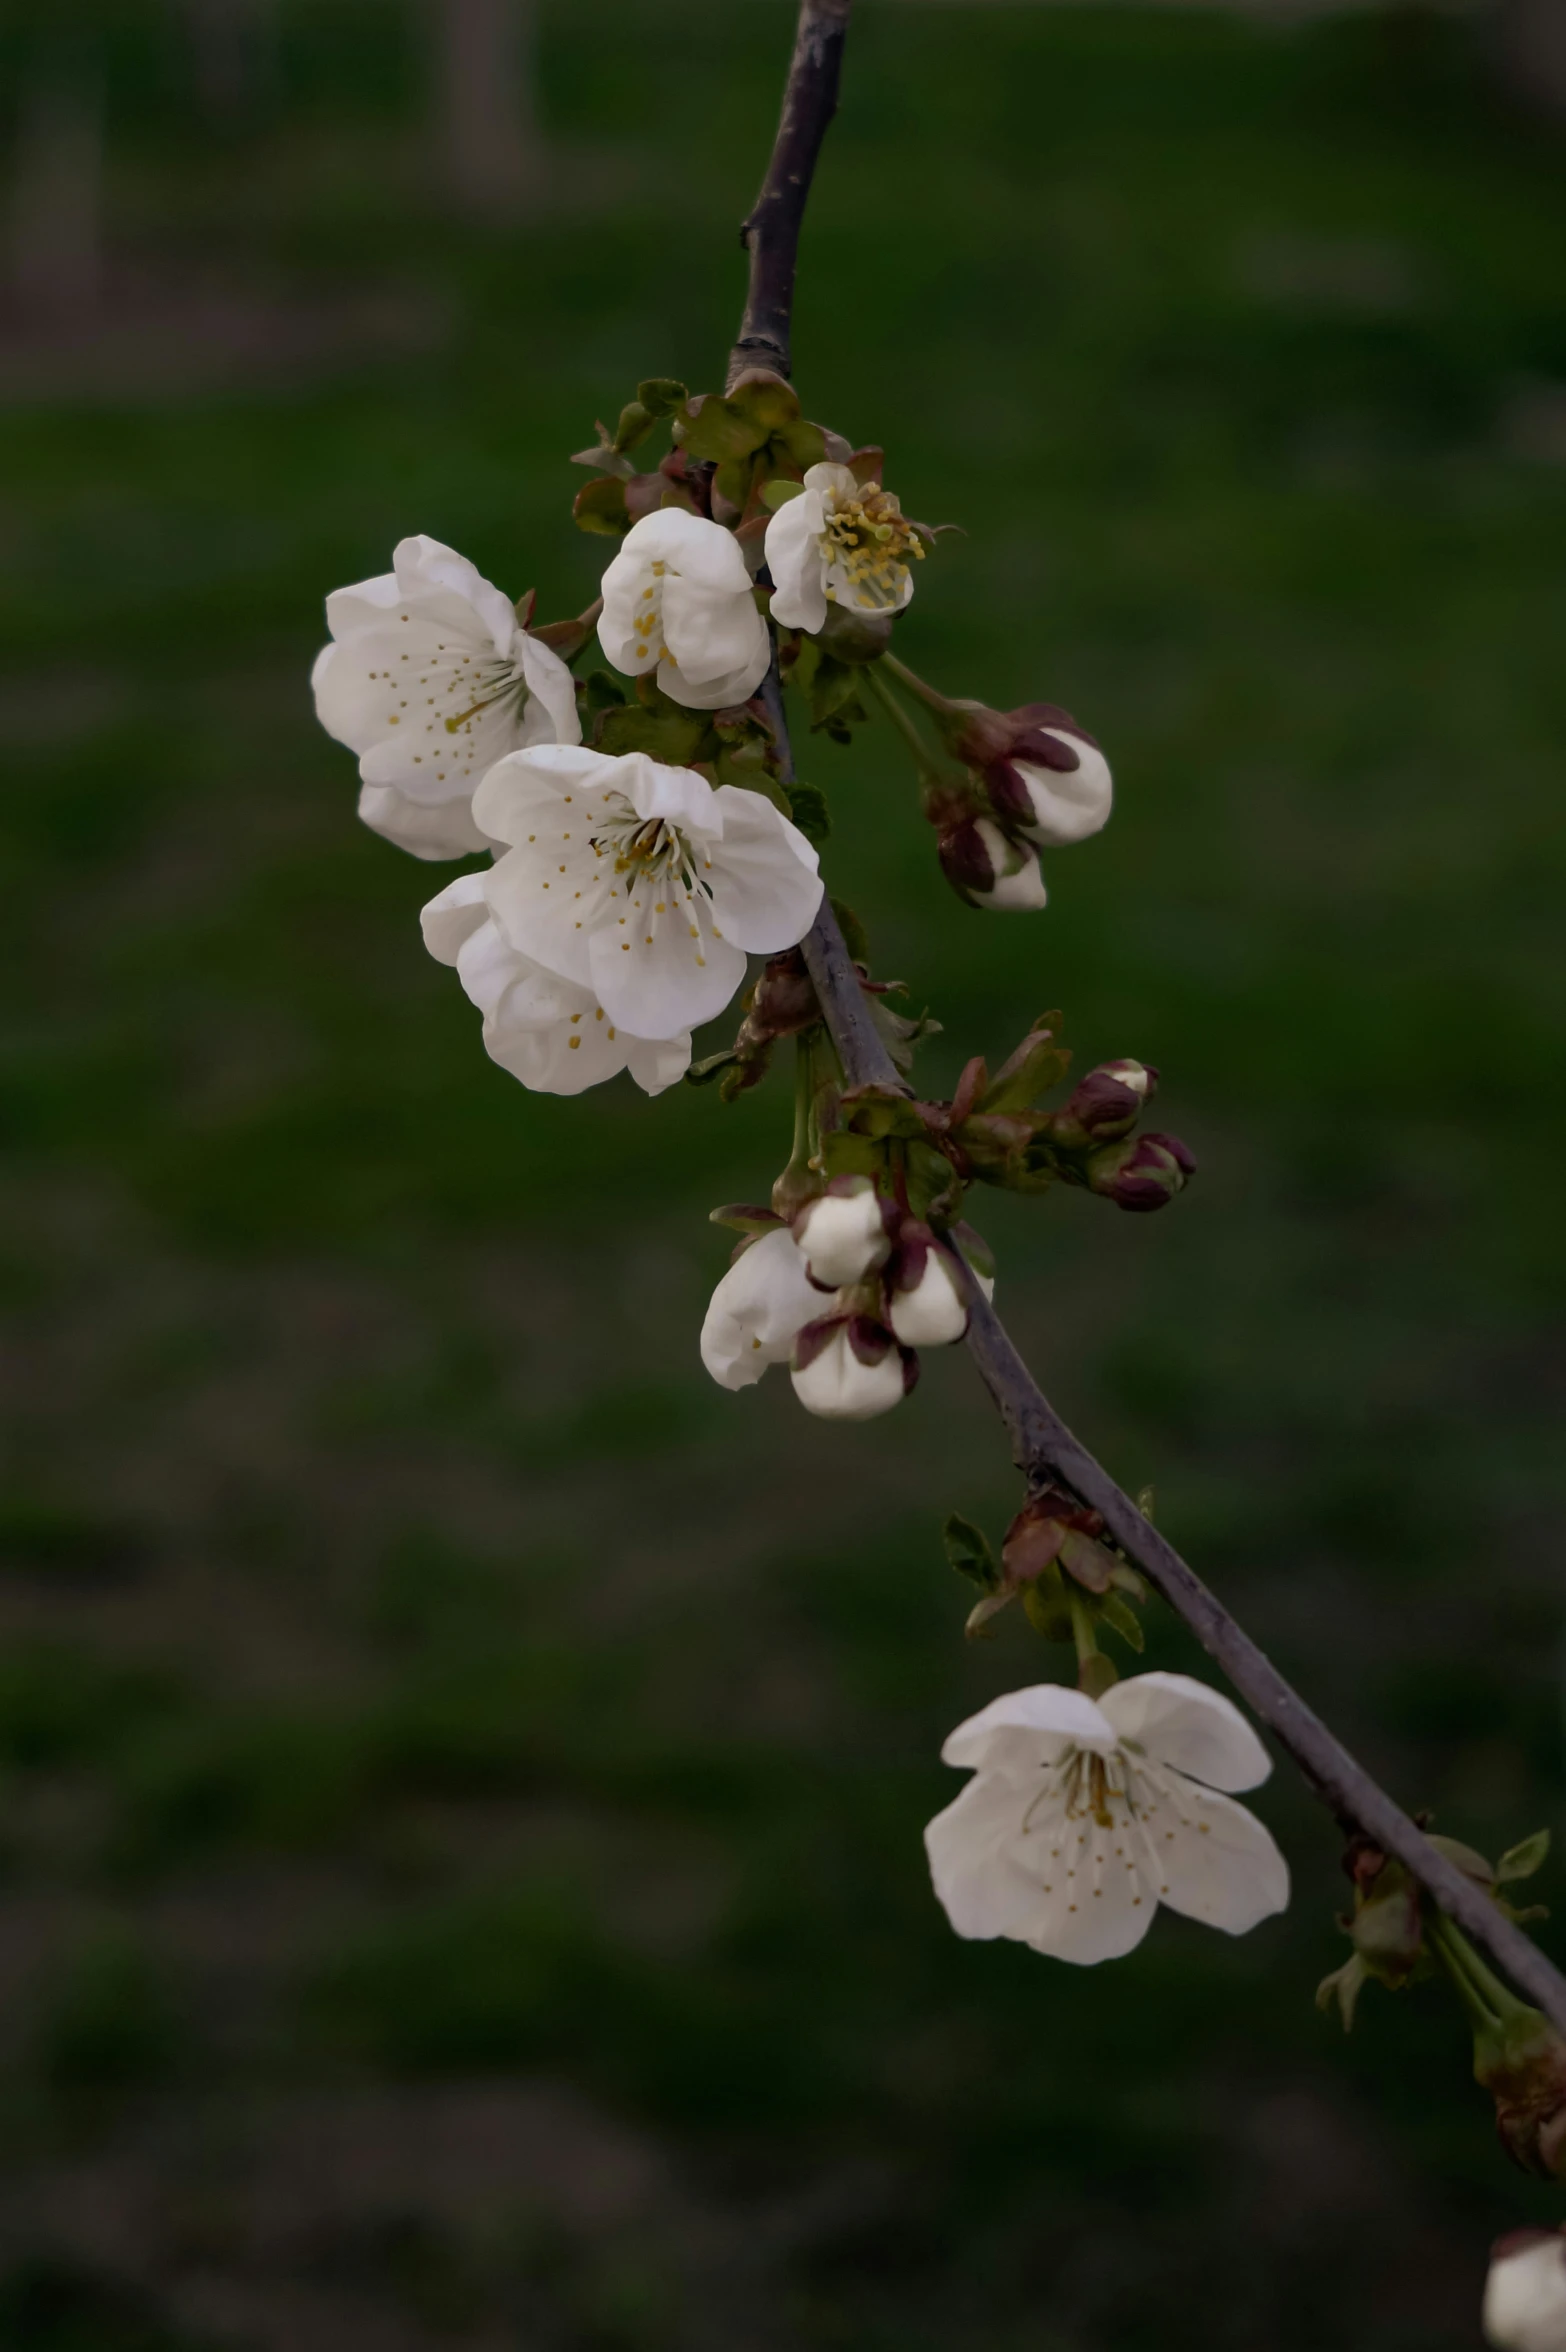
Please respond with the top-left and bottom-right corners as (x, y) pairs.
(1492, 0), (1566, 122)
(431, 0), (539, 219)
(185, 0), (278, 125)
(8, 39), (105, 317)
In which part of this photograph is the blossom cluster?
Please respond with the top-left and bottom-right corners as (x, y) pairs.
(701, 1176), (993, 1422)
(306, 371), (1277, 1989)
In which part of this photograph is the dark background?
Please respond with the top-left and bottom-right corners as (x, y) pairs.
(0, 3), (1563, 2346)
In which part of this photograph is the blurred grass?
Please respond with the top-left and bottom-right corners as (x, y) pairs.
(0, 2), (1563, 2346)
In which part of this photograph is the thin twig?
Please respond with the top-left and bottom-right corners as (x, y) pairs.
(728, 0), (853, 389)
(731, 0), (1566, 2033)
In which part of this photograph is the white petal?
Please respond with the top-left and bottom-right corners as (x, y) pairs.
(323, 567), (401, 642)
(359, 781), (492, 861)
(657, 623), (770, 709)
(940, 1683), (1116, 1777)
(516, 631), (584, 748)
(764, 487), (829, 634)
(619, 506), (754, 591)
(660, 573), (766, 692)
(391, 533), (517, 657)
(1131, 1763), (1289, 1935)
(621, 1031), (694, 1097)
(1099, 1671), (1272, 1793)
(888, 1251), (968, 1347)
(700, 1227), (821, 1391)
(472, 739), (611, 846)
(420, 871), (490, 964)
(793, 1184), (888, 1289)
(706, 786), (823, 951)
(1025, 1806), (1159, 1964)
(821, 550), (915, 620)
(974, 820), (1048, 912)
(1012, 736), (1113, 846)
(1484, 2239), (1566, 2352)
(622, 754), (722, 840)
(802, 462), (861, 501)
(789, 1328), (905, 1421)
(588, 887), (747, 1037)
(925, 1773), (1062, 1942)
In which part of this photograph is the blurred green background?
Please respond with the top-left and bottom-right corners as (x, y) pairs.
(0, 2), (1563, 2345)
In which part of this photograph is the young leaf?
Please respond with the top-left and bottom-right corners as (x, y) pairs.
(1497, 1829), (1552, 1885)
(1098, 1591), (1146, 1652)
(942, 1512), (1000, 1593)
(785, 781), (832, 845)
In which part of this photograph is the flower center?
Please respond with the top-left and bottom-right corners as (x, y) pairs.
(1045, 1744), (1139, 1832)
(441, 656), (527, 736)
(590, 796), (706, 903)
(821, 487), (925, 609)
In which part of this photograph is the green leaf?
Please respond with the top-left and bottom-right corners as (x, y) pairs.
(580, 669), (629, 714)
(942, 1512), (1000, 1593)
(707, 1204), (781, 1234)
(675, 393), (766, 465)
(1498, 1829), (1552, 1885)
(1097, 1591), (1145, 1652)
(637, 376), (687, 417)
(777, 416), (828, 470)
(762, 478), (806, 512)
(1021, 1575), (1073, 1644)
(587, 696), (705, 762)
(572, 475), (630, 537)
(809, 655), (862, 727)
(785, 781), (832, 845)
(685, 1048), (742, 1087)
(612, 399), (656, 454)
(979, 1022), (1072, 1116)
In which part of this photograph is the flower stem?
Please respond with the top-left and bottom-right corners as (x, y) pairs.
(882, 649), (955, 719)
(863, 660), (949, 778)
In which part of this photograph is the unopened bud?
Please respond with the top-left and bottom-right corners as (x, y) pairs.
(746, 948), (820, 1043)
(1084, 1131), (1194, 1212)
(793, 1177), (891, 1290)
(886, 1231), (970, 1348)
(1051, 1059), (1159, 1149)
(1481, 2017), (1566, 2180)
(790, 1313), (915, 1421)
(1484, 2230), (1566, 2351)
(938, 817), (1047, 913)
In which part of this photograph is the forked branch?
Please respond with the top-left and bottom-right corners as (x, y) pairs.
(730, 0), (1566, 2034)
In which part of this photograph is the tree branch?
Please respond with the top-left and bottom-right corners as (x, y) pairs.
(732, 0), (1566, 2035)
(728, 0), (852, 389)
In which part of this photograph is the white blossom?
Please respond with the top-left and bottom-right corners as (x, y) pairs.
(700, 1228), (823, 1391)
(765, 463), (923, 636)
(790, 1316), (910, 1421)
(472, 743), (822, 1038)
(312, 535), (581, 861)
(421, 872), (689, 1098)
(1485, 2235), (1566, 2352)
(1006, 729), (1114, 848)
(793, 1178), (890, 1290)
(926, 1672), (1288, 1966)
(598, 508), (771, 709)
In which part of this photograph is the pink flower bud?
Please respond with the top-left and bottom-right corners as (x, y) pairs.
(1083, 1131), (1195, 1213)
